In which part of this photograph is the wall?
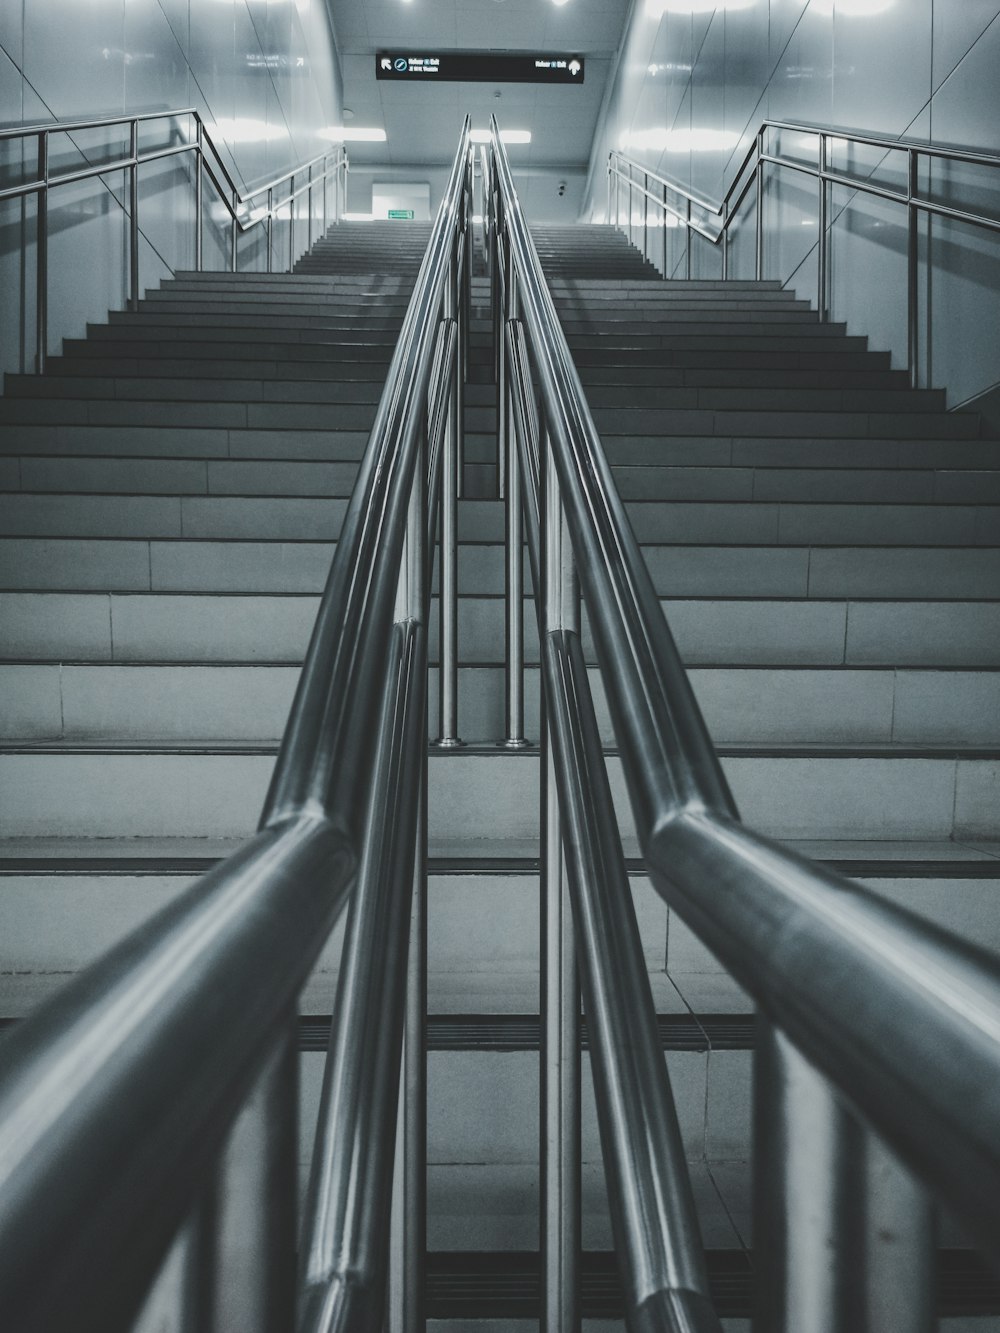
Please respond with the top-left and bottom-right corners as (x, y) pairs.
(584, 0), (1000, 407)
(0, 0), (344, 375)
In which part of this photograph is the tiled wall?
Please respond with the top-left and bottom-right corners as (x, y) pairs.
(585, 0), (1000, 406)
(0, 0), (344, 374)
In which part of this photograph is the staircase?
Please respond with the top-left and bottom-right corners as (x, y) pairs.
(1, 220), (999, 1326)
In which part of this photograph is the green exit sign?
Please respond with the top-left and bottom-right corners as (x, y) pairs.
(388, 209), (415, 220)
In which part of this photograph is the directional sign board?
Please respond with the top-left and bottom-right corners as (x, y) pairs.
(388, 209), (415, 220)
(376, 52), (584, 84)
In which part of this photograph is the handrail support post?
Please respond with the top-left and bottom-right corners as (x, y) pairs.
(540, 434), (581, 1333)
(818, 131), (828, 321)
(502, 241), (528, 748)
(907, 147), (920, 388)
(129, 119), (140, 312)
(36, 130), (48, 373)
(434, 231), (464, 748)
(754, 1019), (935, 1333)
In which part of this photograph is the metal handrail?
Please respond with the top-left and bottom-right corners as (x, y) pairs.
(0, 120), (472, 1333)
(0, 107), (349, 371)
(609, 120), (1000, 386)
(491, 118), (1000, 1322)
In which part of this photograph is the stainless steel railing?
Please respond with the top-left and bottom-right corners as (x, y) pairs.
(489, 116), (1000, 1330)
(0, 108), (349, 372)
(0, 120), (472, 1333)
(609, 121), (1000, 388)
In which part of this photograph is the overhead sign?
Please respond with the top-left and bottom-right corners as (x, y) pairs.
(376, 52), (584, 85)
(388, 209), (415, 220)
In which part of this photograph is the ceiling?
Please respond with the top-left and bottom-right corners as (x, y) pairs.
(326, 0), (630, 175)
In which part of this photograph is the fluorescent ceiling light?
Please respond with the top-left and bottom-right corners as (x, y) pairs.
(621, 127), (739, 153)
(320, 126), (387, 142)
(551, 0), (572, 6)
(472, 213), (485, 225)
(811, 0), (895, 12)
(646, 0), (754, 14)
(212, 117), (287, 143)
(470, 128), (531, 144)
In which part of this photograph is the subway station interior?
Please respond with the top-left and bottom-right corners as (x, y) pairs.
(1, 2), (999, 1330)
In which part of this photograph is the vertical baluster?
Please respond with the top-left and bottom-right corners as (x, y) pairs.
(754, 1020), (934, 1333)
(818, 132), (828, 321)
(289, 189), (294, 271)
(662, 184), (668, 278)
(436, 236), (463, 748)
(503, 248), (528, 749)
(307, 164), (313, 249)
(195, 120), (204, 272)
(36, 132), (48, 373)
(231, 187), (238, 273)
(686, 197), (692, 279)
(722, 197), (729, 280)
(755, 128), (765, 281)
(267, 187), (273, 274)
(129, 120), (140, 311)
(171, 1017), (297, 1333)
(907, 148), (920, 388)
(540, 435), (581, 1333)
(389, 415), (429, 1333)
(643, 171), (648, 263)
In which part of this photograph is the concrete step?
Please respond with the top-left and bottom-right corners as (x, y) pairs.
(3, 535), (998, 596)
(577, 365), (906, 389)
(5, 376), (392, 403)
(9, 457), (994, 504)
(98, 318), (403, 343)
(582, 384), (945, 413)
(80, 331), (398, 358)
(590, 405), (980, 440)
(39, 354), (394, 381)
(107, 309), (407, 330)
(4, 662), (996, 747)
(2, 494), (996, 546)
(3, 592), (997, 667)
(0, 744), (996, 843)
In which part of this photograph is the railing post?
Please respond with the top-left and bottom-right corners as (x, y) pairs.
(289, 192), (294, 272)
(662, 183), (668, 278)
(685, 197), (692, 279)
(231, 187), (238, 273)
(818, 132), (828, 321)
(643, 170), (648, 263)
(755, 127), (765, 281)
(307, 164), (313, 249)
(129, 119), (140, 312)
(607, 158), (612, 224)
(907, 147), (919, 388)
(540, 433), (580, 1333)
(754, 1019), (935, 1333)
(389, 417), (428, 1333)
(435, 234), (463, 748)
(36, 132), (48, 374)
(179, 1015), (297, 1333)
(502, 247), (528, 749)
(722, 198), (729, 280)
(266, 187), (273, 274)
(195, 120), (204, 271)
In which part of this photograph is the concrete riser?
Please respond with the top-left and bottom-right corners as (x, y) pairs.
(0, 750), (995, 843)
(3, 663), (998, 747)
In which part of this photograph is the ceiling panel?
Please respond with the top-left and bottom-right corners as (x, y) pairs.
(328, 0), (630, 195)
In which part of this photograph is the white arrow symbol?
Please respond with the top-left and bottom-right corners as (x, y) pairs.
(380, 57), (391, 71)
